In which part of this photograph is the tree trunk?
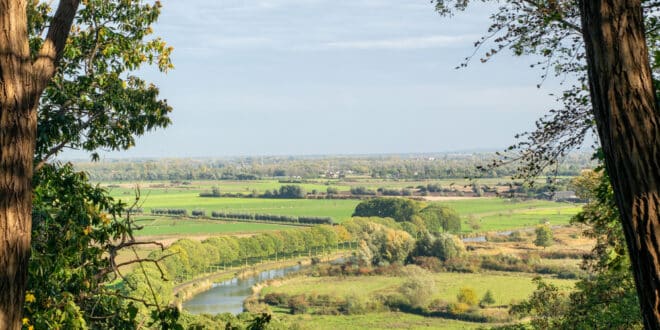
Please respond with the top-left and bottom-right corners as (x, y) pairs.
(0, 2), (37, 329)
(579, 1), (660, 328)
(0, 0), (78, 328)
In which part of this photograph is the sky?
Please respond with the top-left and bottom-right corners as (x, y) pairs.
(64, 0), (568, 159)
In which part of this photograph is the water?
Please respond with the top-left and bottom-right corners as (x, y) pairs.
(183, 264), (303, 315)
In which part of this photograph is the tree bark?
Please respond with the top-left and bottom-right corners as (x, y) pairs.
(0, 2), (37, 328)
(579, 1), (660, 328)
(0, 1), (79, 328)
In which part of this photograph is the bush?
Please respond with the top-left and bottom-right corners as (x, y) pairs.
(288, 295), (309, 314)
(263, 292), (289, 306)
(448, 302), (470, 315)
(534, 225), (554, 248)
(457, 287), (478, 306)
(411, 256), (443, 272)
(341, 295), (369, 315)
(509, 230), (525, 242)
(480, 290), (496, 307)
(398, 268), (436, 308)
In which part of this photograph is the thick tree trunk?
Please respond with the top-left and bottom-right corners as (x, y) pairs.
(579, 1), (660, 328)
(0, 2), (37, 329)
(0, 1), (78, 328)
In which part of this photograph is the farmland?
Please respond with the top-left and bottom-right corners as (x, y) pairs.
(107, 181), (581, 236)
(132, 217), (297, 236)
(261, 272), (575, 305)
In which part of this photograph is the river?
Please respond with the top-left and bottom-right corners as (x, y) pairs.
(182, 264), (303, 315)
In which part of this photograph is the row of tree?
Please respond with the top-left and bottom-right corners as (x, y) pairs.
(210, 211), (334, 225)
(147, 225), (350, 282)
(150, 208), (188, 216)
(72, 152), (594, 182)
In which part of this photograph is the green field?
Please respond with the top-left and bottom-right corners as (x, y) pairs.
(132, 217), (297, 236)
(107, 181), (582, 236)
(263, 271), (575, 329)
(281, 312), (482, 329)
(262, 271), (575, 307)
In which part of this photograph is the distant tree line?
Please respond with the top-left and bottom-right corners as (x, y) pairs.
(73, 153), (595, 182)
(262, 185), (305, 199)
(210, 211), (334, 225)
(151, 208), (188, 216)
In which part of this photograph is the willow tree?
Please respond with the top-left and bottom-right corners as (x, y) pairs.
(0, 1), (172, 328)
(434, 0), (660, 327)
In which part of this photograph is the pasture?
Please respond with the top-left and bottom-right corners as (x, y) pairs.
(106, 181), (582, 236)
(281, 312), (482, 329)
(262, 271), (575, 307)
(132, 217), (297, 236)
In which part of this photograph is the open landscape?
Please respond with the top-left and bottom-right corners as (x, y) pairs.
(74, 155), (604, 329)
(2, 1), (654, 329)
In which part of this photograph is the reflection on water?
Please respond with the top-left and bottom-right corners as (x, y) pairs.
(183, 264), (302, 315)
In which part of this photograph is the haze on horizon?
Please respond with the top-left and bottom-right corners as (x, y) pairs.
(62, 0), (572, 160)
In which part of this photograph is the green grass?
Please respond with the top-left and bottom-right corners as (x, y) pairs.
(112, 189), (360, 222)
(281, 312), (483, 329)
(440, 198), (568, 215)
(133, 217), (297, 236)
(263, 271), (575, 306)
(107, 182), (583, 236)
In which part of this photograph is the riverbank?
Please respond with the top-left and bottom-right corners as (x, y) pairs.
(172, 250), (352, 308)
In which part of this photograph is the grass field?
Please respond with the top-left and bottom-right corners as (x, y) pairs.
(281, 312), (483, 329)
(262, 270), (575, 329)
(107, 180), (582, 236)
(262, 271), (575, 307)
(132, 217), (298, 236)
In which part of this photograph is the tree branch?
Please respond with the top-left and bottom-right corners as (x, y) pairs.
(32, 0), (80, 90)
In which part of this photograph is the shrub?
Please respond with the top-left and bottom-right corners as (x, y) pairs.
(448, 302), (470, 315)
(480, 290), (496, 307)
(288, 295), (309, 314)
(411, 256), (442, 272)
(509, 230), (525, 242)
(399, 269), (436, 308)
(263, 292), (289, 306)
(457, 287), (478, 306)
(534, 225), (554, 248)
(341, 295), (369, 315)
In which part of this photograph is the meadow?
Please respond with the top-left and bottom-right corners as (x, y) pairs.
(262, 272), (575, 307)
(105, 180), (582, 236)
(281, 312), (483, 329)
(132, 217), (298, 236)
(259, 270), (577, 329)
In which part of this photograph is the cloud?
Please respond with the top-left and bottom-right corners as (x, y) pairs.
(322, 35), (475, 50)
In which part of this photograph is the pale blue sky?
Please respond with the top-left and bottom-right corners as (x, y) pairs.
(65, 0), (566, 159)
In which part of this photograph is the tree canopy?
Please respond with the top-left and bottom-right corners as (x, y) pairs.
(352, 198), (420, 222)
(0, 0), (173, 327)
(433, 0), (660, 326)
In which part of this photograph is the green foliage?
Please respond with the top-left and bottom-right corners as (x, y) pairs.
(419, 204), (461, 233)
(411, 232), (465, 262)
(456, 287), (478, 306)
(398, 267), (437, 308)
(25, 1), (175, 324)
(480, 290), (495, 307)
(354, 222), (415, 266)
(27, 163), (166, 328)
(510, 278), (569, 329)
(288, 295), (309, 314)
(33, 0), (172, 163)
(512, 164), (642, 329)
(533, 225), (553, 248)
(352, 198), (420, 222)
